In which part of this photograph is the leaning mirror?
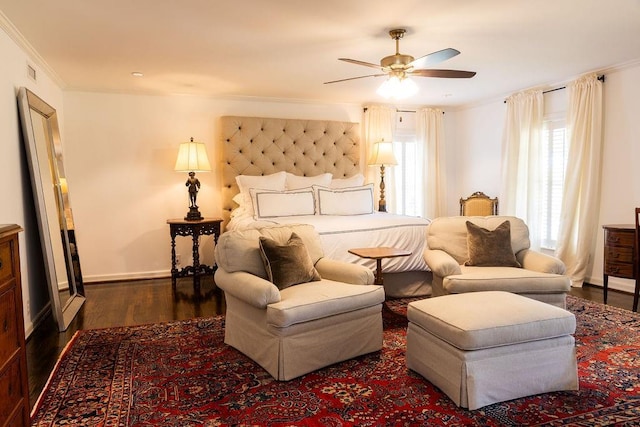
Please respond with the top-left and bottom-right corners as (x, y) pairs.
(18, 87), (85, 331)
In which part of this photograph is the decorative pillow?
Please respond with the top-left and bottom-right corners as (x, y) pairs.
(258, 232), (321, 290)
(314, 184), (374, 215)
(250, 188), (316, 218)
(329, 173), (365, 189)
(285, 173), (332, 190)
(464, 220), (522, 267)
(235, 171), (287, 215)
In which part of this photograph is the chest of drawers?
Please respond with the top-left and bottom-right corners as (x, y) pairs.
(602, 224), (636, 307)
(0, 225), (29, 427)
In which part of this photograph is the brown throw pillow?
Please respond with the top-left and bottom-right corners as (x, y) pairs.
(464, 220), (522, 267)
(258, 232), (321, 290)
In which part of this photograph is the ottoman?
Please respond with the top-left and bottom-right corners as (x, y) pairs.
(406, 291), (578, 410)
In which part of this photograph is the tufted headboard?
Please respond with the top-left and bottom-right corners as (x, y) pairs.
(220, 116), (361, 224)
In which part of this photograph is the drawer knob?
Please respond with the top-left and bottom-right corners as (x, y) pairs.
(0, 257), (3, 269)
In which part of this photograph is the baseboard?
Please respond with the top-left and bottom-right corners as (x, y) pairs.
(84, 270), (170, 284)
(25, 302), (52, 339)
(586, 276), (635, 294)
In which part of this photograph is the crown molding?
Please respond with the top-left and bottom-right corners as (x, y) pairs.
(0, 10), (65, 88)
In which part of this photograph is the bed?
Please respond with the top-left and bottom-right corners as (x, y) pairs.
(220, 116), (432, 297)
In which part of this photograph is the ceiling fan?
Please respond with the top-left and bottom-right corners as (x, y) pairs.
(324, 29), (476, 88)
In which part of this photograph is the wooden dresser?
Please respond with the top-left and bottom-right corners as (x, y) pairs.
(0, 225), (29, 427)
(602, 224), (636, 308)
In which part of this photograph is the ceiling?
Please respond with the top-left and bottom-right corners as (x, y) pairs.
(2, 0), (639, 107)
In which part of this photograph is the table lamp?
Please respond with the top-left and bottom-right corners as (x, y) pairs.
(368, 139), (397, 212)
(174, 137), (211, 221)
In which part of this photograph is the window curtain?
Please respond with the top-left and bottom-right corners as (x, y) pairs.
(416, 107), (446, 218)
(555, 74), (604, 287)
(500, 89), (543, 249)
(363, 105), (396, 211)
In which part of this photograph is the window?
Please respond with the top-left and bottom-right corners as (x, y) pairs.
(539, 117), (568, 250)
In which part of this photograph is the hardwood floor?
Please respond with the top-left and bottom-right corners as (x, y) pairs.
(26, 278), (634, 409)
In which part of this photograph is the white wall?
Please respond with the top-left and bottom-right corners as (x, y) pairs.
(0, 22), (65, 335)
(63, 92), (363, 281)
(453, 62), (640, 293)
(450, 100), (505, 214)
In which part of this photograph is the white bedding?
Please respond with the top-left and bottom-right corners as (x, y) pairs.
(227, 212), (431, 273)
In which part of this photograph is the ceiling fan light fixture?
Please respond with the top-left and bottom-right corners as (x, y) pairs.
(377, 76), (419, 99)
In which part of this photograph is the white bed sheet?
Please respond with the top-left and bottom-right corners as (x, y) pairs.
(227, 212), (430, 273)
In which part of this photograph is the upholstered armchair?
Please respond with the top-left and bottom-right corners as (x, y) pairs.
(423, 216), (570, 308)
(214, 224), (385, 381)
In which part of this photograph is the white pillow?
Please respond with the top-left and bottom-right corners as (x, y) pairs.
(330, 173), (365, 189)
(235, 171), (287, 214)
(285, 173), (332, 190)
(250, 188), (316, 218)
(314, 184), (375, 215)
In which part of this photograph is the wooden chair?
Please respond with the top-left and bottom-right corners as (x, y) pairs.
(634, 208), (640, 311)
(460, 191), (498, 216)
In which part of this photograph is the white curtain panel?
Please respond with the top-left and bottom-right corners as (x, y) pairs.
(363, 105), (397, 211)
(416, 107), (447, 219)
(556, 74), (604, 287)
(500, 90), (544, 249)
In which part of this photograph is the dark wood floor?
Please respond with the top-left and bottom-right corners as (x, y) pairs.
(26, 278), (634, 409)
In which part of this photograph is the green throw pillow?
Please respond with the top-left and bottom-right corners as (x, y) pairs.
(258, 232), (321, 290)
(464, 220), (522, 267)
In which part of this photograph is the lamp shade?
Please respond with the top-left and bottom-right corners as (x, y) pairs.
(368, 140), (398, 166)
(174, 138), (211, 172)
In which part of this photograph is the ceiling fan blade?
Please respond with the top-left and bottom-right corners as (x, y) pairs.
(324, 74), (386, 84)
(410, 69), (476, 78)
(338, 58), (384, 70)
(409, 48), (460, 69)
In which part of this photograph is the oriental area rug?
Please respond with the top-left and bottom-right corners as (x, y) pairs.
(31, 296), (640, 426)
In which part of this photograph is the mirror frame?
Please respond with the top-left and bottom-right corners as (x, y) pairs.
(18, 87), (85, 331)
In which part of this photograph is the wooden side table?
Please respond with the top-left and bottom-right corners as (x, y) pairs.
(167, 218), (222, 295)
(348, 247), (412, 286)
(602, 224), (636, 309)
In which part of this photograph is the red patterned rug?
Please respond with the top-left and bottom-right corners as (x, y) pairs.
(31, 296), (640, 426)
